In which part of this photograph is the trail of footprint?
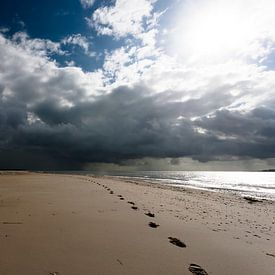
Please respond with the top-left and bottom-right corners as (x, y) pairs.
(188, 263), (208, 275)
(168, 237), (186, 248)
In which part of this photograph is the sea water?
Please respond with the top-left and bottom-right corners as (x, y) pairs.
(90, 171), (275, 200)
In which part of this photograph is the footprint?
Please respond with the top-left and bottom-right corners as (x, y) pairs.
(128, 201), (135, 205)
(168, 237), (186, 248)
(120, 197), (125, 200)
(148, 222), (159, 228)
(2, 222), (23, 225)
(117, 259), (123, 265)
(110, 191), (114, 194)
(131, 206), (138, 210)
(145, 212), (155, 218)
(188, 263), (208, 275)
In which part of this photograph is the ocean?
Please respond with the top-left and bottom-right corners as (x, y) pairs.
(86, 171), (275, 200)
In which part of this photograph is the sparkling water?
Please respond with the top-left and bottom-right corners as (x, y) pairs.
(92, 171), (275, 200)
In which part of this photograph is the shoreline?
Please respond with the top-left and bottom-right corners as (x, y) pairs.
(86, 173), (275, 203)
(47, 170), (275, 202)
(0, 172), (274, 274)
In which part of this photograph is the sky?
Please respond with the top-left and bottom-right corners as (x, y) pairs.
(1, 0), (275, 170)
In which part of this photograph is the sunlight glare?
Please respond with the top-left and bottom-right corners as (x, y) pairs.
(172, 1), (257, 63)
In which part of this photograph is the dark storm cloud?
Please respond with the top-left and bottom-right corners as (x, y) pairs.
(2, 82), (275, 169)
(195, 107), (275, 159)
(1, 33), (275, 169)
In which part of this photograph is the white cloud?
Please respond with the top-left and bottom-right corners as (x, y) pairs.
(99, 43), (275, 118)
(61, 34), (95, 56)
(79, 0), (275, 118)
(86, 0), (164, 89)
(65, 60), (76, 67)
(0, 32), (104, 105)
(11, 32), (65, 57)
(79, 0), (95, 9)
(90, 0), (156, 40)
(0, 27), (9, 33)
(102, 47), (149, 87)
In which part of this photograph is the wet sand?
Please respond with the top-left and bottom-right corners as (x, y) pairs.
(0, 172), (274, 274)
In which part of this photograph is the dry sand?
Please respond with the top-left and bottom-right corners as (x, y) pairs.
(0, 172), (274, 275)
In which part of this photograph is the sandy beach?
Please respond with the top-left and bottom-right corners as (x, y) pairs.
(0, 172), (274, 275)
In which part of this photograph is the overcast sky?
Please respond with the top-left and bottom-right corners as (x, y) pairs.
(1, 0), (275, 170)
